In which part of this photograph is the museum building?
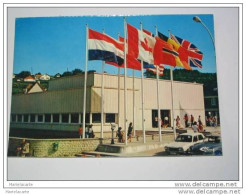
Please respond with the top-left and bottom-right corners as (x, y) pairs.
(10, 72), (205, 137)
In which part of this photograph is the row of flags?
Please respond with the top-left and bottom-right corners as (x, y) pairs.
(87, 23), (203, 76)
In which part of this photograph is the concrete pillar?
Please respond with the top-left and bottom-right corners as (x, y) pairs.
(35, 114), (38, 123)
(68, 113), (71, 124)
(59, 114), (62, 123)
(89, 113), (92, 124)
(79, 113), (81, 124)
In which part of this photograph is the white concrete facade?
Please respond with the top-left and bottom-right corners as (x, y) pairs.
(10, 72), (205, 133)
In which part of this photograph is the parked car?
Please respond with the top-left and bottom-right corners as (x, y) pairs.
(190, 134), (222, 156)
(164, 132), (206, 155)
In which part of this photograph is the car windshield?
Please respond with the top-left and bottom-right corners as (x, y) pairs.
(176, 135), (192, 142)
(208, 136), (221, 143)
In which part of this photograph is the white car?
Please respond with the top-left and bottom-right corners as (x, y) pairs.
(165, 132), (206, 155)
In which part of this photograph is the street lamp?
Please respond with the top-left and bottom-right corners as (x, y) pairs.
(193, 16), (215, 49)
(110, 123), (116, 144)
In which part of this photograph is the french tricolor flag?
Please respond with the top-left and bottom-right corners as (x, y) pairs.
(88, 29), (124, 65)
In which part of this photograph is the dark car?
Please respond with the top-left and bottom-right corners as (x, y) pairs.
(190, 135), (222, 156)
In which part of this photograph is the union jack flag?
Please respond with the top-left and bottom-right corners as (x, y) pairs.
(170, 34), (203, 68)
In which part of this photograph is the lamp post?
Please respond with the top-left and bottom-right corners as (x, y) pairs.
(111, 123), (116, 144)
(193, 16), (215, 49)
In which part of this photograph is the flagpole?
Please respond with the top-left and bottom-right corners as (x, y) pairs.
(82, 24), (89, 138)
(123, 17), (128, 145)
(168, 30), (177, 140)
(117, 33), (121, 130)
(140, 22), (146, 143)
(100, 29), (105, 139)
(133, 69), (135, 137)
(155, 25), (162, 142)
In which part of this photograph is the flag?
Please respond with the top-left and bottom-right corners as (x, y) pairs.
(157, 32), (191, 70)
(144, 64), (164, 76)
(105, 36), (141, 70)
(153, 37), (180, 67)
(88, 28), (124, 65)
(170, 33), (203, 68)
(127, 24), (156, 65)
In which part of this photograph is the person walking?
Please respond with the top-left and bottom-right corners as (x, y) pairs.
(191, 121), (199, 133)
(116, 127), (123, 142)
(127, 122), (133, 142)
(176, 115), (181, 128)
(184, 114), (189, 128)
(164, 116), (169, 128)
(190, 114), (194, 126)
(78, 125), (83, 139)
(85, 125), (89, 138)
(88, 124), (94, 138)
(198, 121), (204, 132)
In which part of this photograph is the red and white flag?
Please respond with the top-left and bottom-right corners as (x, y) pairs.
(127, 24), (156, 65)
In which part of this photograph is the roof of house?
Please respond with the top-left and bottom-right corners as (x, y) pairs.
(24, 76), (35, 80)
(35, 74), (42, 78)
(24, 82), (46, 94)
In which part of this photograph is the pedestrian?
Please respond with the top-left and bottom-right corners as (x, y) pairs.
(212, 117), (217, 127)
(198, 115), (201, 123)
(88, 124), (94, 138)
(127, 122), (133, 142)
(16, 139), (29, 157)
(121, 131), (125, 143)
(190, 114), (194, 126)
(117, 127), (123, 142)
(209, 117), (213, 127)
(191, 121), (199, 133)
(176, 115), (181, 128)
(78, 125), (83, 139)
(85, 125), (89, 138)
(154, 116), (158, 128)
(184, 114), (189, 128)
(198, 121), (204, 132)
(164, 116), (169, 128)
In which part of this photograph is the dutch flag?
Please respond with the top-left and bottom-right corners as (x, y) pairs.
(88, 28), (124, 66)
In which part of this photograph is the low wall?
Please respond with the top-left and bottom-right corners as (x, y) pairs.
(8, 133), (174, 157)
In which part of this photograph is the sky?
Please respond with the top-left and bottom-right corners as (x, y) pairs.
(13, 14), (216, 77)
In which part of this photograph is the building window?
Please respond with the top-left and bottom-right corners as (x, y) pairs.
(211, 98), (217, 106)
(37, 114), (43, 122)
(23, 114), (29, 122)
(45, 114), (51, 123)
(17, 114), (22, 122)
(62, 114), (69, 123)
(106, 113), (115, 123)
(80, 113), (90, 124)
(53, 114), (59, 123)
(30, 114), (36, 123)
(92, 113), (101, 123)
(11, 114), (17, 122)
(71, 113), (79, 123)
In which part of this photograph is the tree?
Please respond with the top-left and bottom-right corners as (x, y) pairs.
(144, 68), (218, 96)
(72, 69), (83, 75)
(16, 71), (31, 78)
(62, 71), (73, 77)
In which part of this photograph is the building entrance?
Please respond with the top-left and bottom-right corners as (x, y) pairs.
(152, 110), (170, 128)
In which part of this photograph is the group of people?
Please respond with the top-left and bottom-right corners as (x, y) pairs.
(153, 116), (169, 128)
(78, 124), (95, 139)
(206, 116), (217, 127)
(116, 122), (133, 143)
(79, 122), (134, 142)
(176, 114), (204, 132)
